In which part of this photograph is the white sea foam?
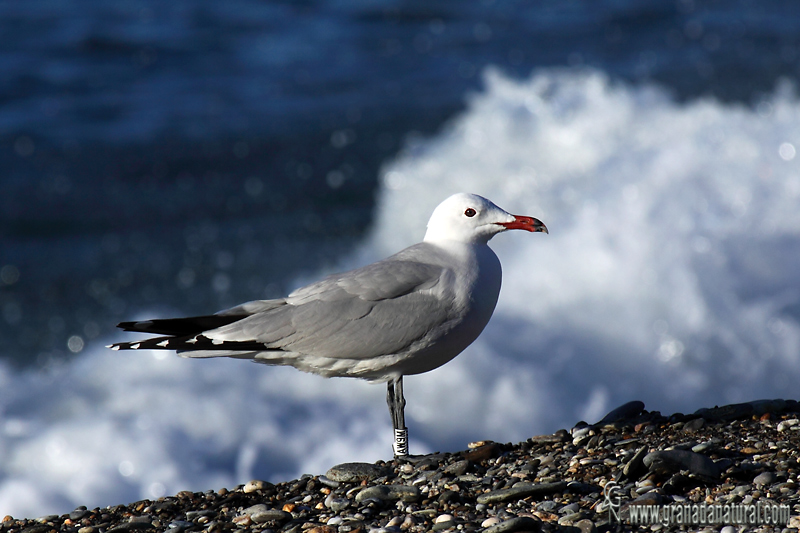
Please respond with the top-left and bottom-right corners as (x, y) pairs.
(3, 67), (800, 518)
(372, 67), (800, 434)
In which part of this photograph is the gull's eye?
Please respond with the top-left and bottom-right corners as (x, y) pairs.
(464, 208), (476, 217)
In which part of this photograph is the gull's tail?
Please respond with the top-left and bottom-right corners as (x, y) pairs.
(107, 299), (285, 355)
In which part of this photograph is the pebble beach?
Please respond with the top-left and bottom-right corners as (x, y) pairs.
(3, 399), (799, 533)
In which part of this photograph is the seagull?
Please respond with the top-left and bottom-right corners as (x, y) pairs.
(109, 193), (547, 456)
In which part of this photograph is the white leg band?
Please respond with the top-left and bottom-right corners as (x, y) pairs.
(393, 427), (409, 456)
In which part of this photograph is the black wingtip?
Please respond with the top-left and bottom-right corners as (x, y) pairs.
(115, 315), (248, 335)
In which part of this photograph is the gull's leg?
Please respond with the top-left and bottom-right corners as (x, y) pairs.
(387, 377), (408, 457)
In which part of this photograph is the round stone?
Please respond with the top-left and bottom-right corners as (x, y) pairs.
(753, 471), (776, 486)
(482, 516), (541, 533)
(537, 501), (557, 512)
(240, 505), (291, 525)
(317, 475), (340, 488)
(560, 502), (581, 514)
(243, 480), (271, 493)
(354, 484), (420, 503)
(386, 516), (404, 528)
(325, 462), (389, 483)
(240, 504), (268, 517)
(324, 494), (350, 512)
(443, 460), (469, 476)
(69, 509), (89, 521)
(683, 417), (705, 433)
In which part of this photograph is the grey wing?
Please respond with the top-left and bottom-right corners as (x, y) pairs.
(203, 253), (458, 359)
(288, 254), (444, 303)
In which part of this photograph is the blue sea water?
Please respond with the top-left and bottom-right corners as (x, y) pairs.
(2, 0), (800, 518)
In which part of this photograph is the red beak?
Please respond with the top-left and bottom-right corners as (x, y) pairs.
(497, 215), (548, 234)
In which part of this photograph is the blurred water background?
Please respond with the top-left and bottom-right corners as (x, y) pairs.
(2, 0), (800, 518)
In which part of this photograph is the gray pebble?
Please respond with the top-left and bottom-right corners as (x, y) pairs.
(529, 433), (568, 444)
(481, 517), (501, 528)
(326, 462), (389, 483)
(324, 493), (351, 512)
(354, 484), (420, 503)
(444, 460), (470, 476)
(683, 417), (705, 433)
(536, 501), (557, 512)
(240, 504), (268, 517)
(317, 475), (340, 488)
(572, 426), (591, 438)
(167, 521), (194, 531)
(255, 509), (292, 524)
(242, 479), (272, 493)
(240, 505), (291, 524)
(574, 518), (597, 533)
(69, 509), (89, 521)
(438, 490), (458, 504)
(629, 492), (664, 506)
(431, 520), (455, 531)
(559, 502), (581, 514)
(643, 449), (720, 479)
(520, 460), (540, 473)
(691, 440), (714, 453)
(476, 481), (568, 504)
(573, 435), (590, 447)
(753, 471), (776, 486)
(482, 516), (541, 533)
(622, 447), (649, 480)
(558, 512), (583, 525)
